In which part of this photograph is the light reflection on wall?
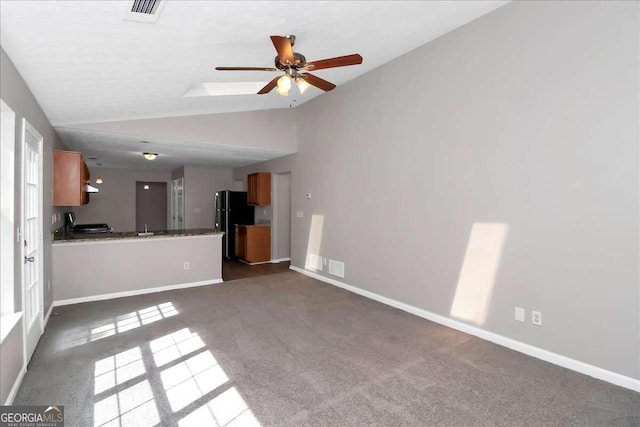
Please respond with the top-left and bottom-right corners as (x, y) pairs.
(304, 214), (325, 270)
(450, 223), (509, 325)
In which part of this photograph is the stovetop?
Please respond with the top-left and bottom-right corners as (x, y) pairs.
(71, 223), (111, 234)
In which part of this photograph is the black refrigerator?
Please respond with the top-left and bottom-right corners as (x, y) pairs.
(215, 191), (254, 259)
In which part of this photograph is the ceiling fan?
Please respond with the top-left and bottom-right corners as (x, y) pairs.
(215, 35), (363, 96)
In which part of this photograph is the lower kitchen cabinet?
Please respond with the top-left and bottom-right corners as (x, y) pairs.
(235, 225), (271, 264)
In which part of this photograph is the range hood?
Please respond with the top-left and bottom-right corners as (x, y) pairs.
(85, 184), (99, 193)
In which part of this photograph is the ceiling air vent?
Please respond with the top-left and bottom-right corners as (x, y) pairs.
(124, 0), (165, 23)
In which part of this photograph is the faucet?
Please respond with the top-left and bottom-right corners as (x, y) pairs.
(144, 223), (148, 233)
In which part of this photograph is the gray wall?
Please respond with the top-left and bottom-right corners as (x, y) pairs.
(73, 164), (232, 231)
(0, 46), (66, 403)
(235, 1), (640, 380)
(135, 181), (168, 231)
(171, 166), (184, 181)
(73, 167), (171, 232)
(53, 235), (222, 302)
(183, 165), (233, 229)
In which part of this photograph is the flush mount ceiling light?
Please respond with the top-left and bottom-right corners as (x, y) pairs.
(143, 152), (158, 160)
(215, 35), (363, 96)
(143, 184), (150, 190)
(96, 177), (103, 184)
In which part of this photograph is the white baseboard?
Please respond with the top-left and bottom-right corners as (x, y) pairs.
(290, 265), (640, 393)
(4, 365), (26, 405)
(53, 278), (223, 307)
(43, 303), (54, 330)
(271, 257), (291, 263)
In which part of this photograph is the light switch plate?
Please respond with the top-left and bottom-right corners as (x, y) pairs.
(515, 307), (525, 322)
(296, 211), (303, 218)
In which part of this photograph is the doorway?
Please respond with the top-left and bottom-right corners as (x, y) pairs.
(136, 181), (167, 231)
(21, 119), (44, 364)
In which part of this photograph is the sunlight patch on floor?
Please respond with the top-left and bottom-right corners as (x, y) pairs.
(149, 328), (205, 367)
(94, 347), (146, 394)
(92, 326), (262, 425)
(89, 302), (178, 343)
(178, 387), (261, 427)
(94, 379), (160, 427)
(160, 349), (229, 411)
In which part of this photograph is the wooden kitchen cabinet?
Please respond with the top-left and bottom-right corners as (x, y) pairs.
(235, 225), (271, 264)
(247, 172), (271, 206)
(54, 150), (91, 206)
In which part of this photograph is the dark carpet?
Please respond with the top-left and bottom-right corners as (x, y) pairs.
(15, 271), (640, 426)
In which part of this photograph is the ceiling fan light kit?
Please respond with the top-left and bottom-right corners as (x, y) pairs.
(276, 74), (292, 96)
(143, 152), (158, 160)
(215, 35), (363, 96)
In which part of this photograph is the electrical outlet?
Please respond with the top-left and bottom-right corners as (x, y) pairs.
(515, 307), (525, 322)
(183, 262), (190, 270)
(532, 310), (542, 326)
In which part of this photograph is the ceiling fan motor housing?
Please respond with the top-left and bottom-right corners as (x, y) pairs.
(275, 52), (307, 70)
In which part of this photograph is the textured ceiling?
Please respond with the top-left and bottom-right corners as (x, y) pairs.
(0, 0), (509, 126)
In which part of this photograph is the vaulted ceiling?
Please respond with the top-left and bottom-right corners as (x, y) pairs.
(1, 0), (508, 169)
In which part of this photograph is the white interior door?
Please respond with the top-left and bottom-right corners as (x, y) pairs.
(22, 119), (43, 363)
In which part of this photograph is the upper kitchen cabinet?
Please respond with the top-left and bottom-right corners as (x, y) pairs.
(247, 172), (271, 206)
(53, 150), (93, 206)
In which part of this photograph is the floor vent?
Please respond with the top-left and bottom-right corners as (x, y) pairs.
(124, 0), (165, 23)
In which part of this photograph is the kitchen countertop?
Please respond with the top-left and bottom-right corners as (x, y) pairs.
(53, 228), (224, 243)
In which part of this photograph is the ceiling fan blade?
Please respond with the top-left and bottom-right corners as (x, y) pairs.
(304, 54), (363, 71)
(301, 73), (336, 92)
(215, 67), (277, 71)
(270, 35), (295, 65)
(257, 76), (281, 94)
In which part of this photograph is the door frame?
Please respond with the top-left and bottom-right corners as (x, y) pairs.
(20, 118), (44, 366)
